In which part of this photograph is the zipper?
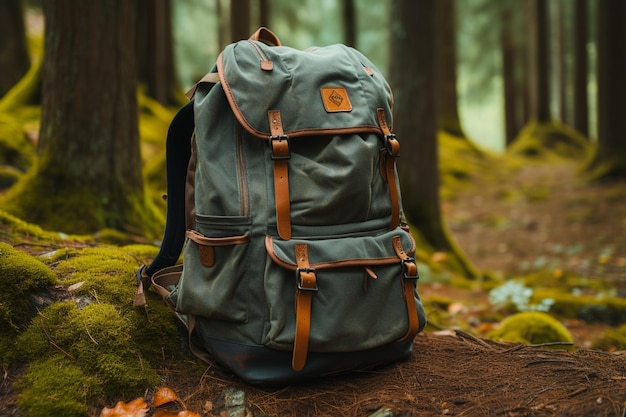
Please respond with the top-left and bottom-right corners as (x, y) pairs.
(235, 124), (250, 217)
(246, 40), (274, 71)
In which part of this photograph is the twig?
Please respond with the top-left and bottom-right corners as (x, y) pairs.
(39, 314), (75, 361)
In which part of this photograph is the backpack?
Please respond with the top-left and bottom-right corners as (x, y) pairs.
(135, 27), (426, 385)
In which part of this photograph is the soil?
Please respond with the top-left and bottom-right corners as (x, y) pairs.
(2, 159), (626, 416)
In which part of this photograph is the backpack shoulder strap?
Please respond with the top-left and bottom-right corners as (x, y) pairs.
(134, 101), (194, 306)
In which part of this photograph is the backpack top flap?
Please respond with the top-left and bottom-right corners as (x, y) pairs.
(216, 40), (394, 138)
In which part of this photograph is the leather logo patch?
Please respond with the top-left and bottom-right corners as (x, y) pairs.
(321, 87), (353, 112)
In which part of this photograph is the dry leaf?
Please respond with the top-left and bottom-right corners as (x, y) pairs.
(153, 411), (201, 417)
(153, 386), (181, 407)
(100, 397), (149, 417)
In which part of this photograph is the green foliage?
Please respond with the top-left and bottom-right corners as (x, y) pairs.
(488, 311), (574, 347)
(17, 355), (95, 417)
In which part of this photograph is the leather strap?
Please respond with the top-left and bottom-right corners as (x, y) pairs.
(268, 110), (292, 240)
(391, 236), (420, 342)
(292, 243), (317, 371)
(249, 27), (282, 46)
(377, 109), (401, 230)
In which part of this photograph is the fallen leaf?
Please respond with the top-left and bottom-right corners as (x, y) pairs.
(431, 252), (447, 263)
(100, 398), (149, 417)
(153, 411), (201, 417)
(154, 386), (181, 407)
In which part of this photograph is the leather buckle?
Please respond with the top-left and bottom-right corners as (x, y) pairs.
(401, 257), (419, 280)
(295, 267), (318, 291)
(384, 133), (400, 157)
(270, 135), (291, 160)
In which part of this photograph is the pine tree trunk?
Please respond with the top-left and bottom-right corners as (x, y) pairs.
(587, 0), (626, 178)
(4, 0), (157, 236)
(437, 0), (465, 138)
(535, 0), (551, 123)
(573, 0), (589, 137)
(137, 0), (180, 105)
(390, 0), (478, 278)
(230, 0), (251, 42)
(0, 0), (30, 97)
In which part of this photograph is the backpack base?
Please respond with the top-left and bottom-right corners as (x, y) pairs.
(191, 326), (415, 385)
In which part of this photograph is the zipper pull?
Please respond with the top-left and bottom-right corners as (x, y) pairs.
(247, 40), (274, 71)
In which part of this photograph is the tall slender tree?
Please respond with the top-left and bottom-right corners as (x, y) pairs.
(137, 0), (181, 106)
(533, 0), (551, 123)
(572, 0), (589, 137)
(437, 0), (465, 138)
(343, 0), (356, 47)
(230, 0), (251, 41)
(0, 0), (31, 97)
(2, 0), (159, 236)
(586, 0), (626, 179)
(389, 0), (478, 278)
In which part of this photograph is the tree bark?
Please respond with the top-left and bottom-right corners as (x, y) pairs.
(573, 0), (589, 137)
(0, 0), (31, 97)
(230, 0), (251, 42)
(500, 7), (518, 146)
(136, 0), (180, 106)
(587, 0), (626, 178)
(342, 0), (357, 47)
(389, 0), (478, 278)
(437, 0), (465, 138)
(4, 0), (157, 236)
(534, 0), (551, 123)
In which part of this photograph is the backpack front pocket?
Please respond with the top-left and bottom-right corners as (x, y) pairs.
(262, 228), (426, 360)
(175, 216), (251, 323)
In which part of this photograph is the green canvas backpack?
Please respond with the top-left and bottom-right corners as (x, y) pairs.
(135, 28), (426, 385)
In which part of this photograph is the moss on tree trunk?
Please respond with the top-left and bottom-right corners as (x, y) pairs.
(1, 0), (161, 237)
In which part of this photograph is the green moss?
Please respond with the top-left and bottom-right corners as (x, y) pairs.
(0, 57), (42, 112)
(592, 323), (626, 351)
(53, 247), (141, 306)
(438, 131), (503, 200)
(17, 355), (96, 417)
(488, 311), (574, 347)
(0, 242), (58, 337)
(1, 160), (164, 239)
(0, 112), (34, 172)
(508, 121), (591, 161)
(531, 289), (626, 325)
(47, 246), (181, 362)
(17, 302), (161, 401)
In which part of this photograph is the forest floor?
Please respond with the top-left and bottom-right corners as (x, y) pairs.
(2, 157), (626, 416)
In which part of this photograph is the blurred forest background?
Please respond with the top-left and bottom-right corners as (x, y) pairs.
(1, 0), (626, 415)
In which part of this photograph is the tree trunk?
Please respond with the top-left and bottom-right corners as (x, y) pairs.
(342, 0), (356, 47)
(389, 0), (478, 278)
(556, 0), (570, 125)
(259, 0), (271, 28)
(136, 0), (181, 106)
(573, 0), (589, 137)
(534, 0), (551, 123)
(4, 0), (157, 236)
(437, 0), (465, 138)
(500, 7), (518, 146)
(587, 0), (626, 179)
(230, 0), (251, 42)
(0, 0), (31, 97)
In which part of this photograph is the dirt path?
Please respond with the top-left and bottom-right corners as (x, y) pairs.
(445, 161), (626, 289)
